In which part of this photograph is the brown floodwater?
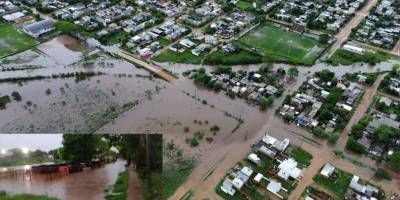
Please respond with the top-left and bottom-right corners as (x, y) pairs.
(36, 35), (89, 66)
(0, 160), (126, 200)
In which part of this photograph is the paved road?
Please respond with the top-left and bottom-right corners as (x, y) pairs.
(117, 51), (177, 82)
(323, 0), (378, 59)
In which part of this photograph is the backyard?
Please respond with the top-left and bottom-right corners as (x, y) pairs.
(0, 24), (38, 58)
(236, 23), (326, 65)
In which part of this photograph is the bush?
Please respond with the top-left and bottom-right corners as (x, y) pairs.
(210, 125), (220, 132)
(328, 132), (340, 144)
(0, 95), (11, 109)
(227, 90), (235, 99)
(190, 138), (199, 147)
(345, 137), (367, 154)
(260, 96), (274, 110)
(375, 168), (391, 180)
(11, 91), (22, 101)
(313, 127), (329, 139)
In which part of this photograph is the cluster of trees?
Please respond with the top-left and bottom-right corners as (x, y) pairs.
(380, 64), (400, 96)
(193, 68), (222, 92)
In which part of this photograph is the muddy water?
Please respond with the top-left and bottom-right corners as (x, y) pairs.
(98, 77), (268, 156)
(0, 160), (126, 200)
(36, 35), (89, 66)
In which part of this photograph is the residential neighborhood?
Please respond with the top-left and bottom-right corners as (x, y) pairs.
(0, 0), (399, 200)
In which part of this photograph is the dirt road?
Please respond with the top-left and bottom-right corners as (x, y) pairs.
(336, 74), (385, 150)
(393, 40), (400, 56)
(324, 0), (378, 59)
(126, 166), (144, 200)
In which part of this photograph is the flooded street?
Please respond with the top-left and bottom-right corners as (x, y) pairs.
(0, 160), (126, 200)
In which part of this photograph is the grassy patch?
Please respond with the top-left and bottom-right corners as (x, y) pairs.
(289, 147), (313, 167)
(152, 49), (202, 64)
(159, 37), (172, 47)
(0, 192), (59, 200)
(203, 49), (262, 65)
(236, 1), (253, 10)
(105, 170), (129, 200)
(237, 22), (326, 65)
(163, 158), (197, 199)
(313, 169), (351, 199)
(328, 49), (391, 66)
(139, 172), (163, 200)
(0, 24), (38, 58)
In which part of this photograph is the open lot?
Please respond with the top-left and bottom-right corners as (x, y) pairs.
(237, 23), (326, 65)
(0, 24), (38, 58)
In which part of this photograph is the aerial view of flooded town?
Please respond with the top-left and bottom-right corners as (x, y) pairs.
(0, 0), (400, 199)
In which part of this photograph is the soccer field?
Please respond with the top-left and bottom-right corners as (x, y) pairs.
(237, 23), (327, 65)
(0, 24), (38, 58)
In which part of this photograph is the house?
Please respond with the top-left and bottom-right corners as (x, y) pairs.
(320, 163), (335, 178)
(277, 158), (302, 181)
(347, 175), (380, 200)
(343, 44), (365, 54)
(179, 39), (195, 48)
(247, 153), (260, 165)
(367, 116), (400, 132)
(262, 134), (290, 152)
(267, 180), (288, 199)
(221, 178), (236, 196)
(23, 19), (55, 38)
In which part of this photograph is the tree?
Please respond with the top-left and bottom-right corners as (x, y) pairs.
(345, 137), (367, 154)
(389, 150), (400, 172)
(319, 34), (329, 44)
(260, 96), (274, 110)
(288, 67), (299, 79)
(392, 64), (400, 76)
(277, 67), (286, 76)
(62, 135), (108, 163)
(373, 124), (394, 144)
(328, 132), (340, 144)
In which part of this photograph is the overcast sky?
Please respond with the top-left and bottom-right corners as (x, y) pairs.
(0, 134), (63, 151)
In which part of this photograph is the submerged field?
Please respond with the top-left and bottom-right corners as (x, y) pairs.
(237, 23), (326, 65)
(0, 24), (38, 58)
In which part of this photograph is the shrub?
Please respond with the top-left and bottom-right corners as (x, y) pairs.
(345, 137), (367, 154)
(328, 132), (340, 144)
(190, 138), (199, 147)
(375, 168), (391, 180)
(210, 125), (220, 132)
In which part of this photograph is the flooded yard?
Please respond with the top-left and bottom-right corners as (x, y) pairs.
(0, 160), (126, 200)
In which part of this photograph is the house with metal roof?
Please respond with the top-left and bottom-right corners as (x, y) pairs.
(23, 19), (55, 38)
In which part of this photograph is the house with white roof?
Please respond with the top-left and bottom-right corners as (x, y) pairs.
(277, 158), (302, 181)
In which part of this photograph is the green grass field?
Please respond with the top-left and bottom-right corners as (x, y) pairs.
(236, 1), (253, 10)
(237, 23), (326, 65)
(0, 24), (38, 58)
(0, 192), (59, 200)
(152, 49), (202, 64)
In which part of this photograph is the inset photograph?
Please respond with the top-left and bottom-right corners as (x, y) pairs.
(0, 134), (162, 200)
